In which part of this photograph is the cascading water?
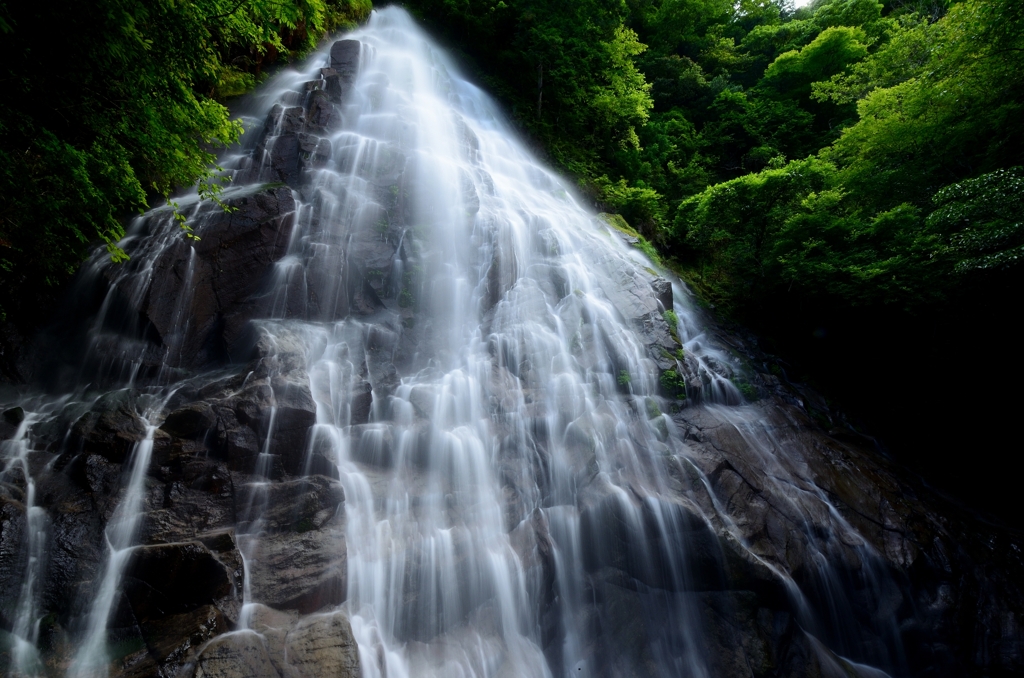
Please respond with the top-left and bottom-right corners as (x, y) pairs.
(69, 396), (171, 678)
(4, 6), (1016, 678)
(2, 408), (46, 676)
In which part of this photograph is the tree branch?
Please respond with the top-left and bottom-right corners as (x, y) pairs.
(209, 0), (251, 22)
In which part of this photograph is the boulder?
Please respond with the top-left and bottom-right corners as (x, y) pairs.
(305, 452), (340, 480)
(1, 406), (25, 440)
(329, 40), (361, 88)
(39, 477), (106, 619)
(269, 133), (301, 186)
(141, 604), (227, 676)
(651, 276), (673, 311)
(304, 92), (337, 133)
(218, 423), (262, 473)
(267, 104), (305, 136)
(161, 402), (216, 439)
(244, 528), (346, 614)
(349, 381), (373, 425)
(190, 630), (280, 678)
(245, 604), (297, 663)
(124, 541), (233, 622)
(267, 375), (318, 475)
(235, 475), (344, 533)
(284, 612), (361, 678)
(69, 392), (147, 463)
(142, 465), (237, 545)
(67, 453), (121, 496)
(143, 186), (297, 370)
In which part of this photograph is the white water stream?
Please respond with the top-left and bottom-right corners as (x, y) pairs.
(2, 411), (46, 677)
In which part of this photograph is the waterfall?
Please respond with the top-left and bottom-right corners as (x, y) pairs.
(2, 409), (46, 677)
(3, 6), (997, 678)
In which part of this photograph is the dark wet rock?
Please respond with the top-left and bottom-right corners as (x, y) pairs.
(269, 133), (301, 186)
(161, 402), (216, 439)
(188, 608), (360, 678)
(111, 645), (162, 678)
(305, 91), (337, 133)
(124, 541), (233, 622)
(670, 392), (1024, 677)
(407, 385), (434, 419)
(576, 484), (726, 593)
(304, 242), (350, 320)
(321, 69), (344, 102)
(144, 186), (297, 370)
(39, 474), (106, 619)
(244, 527), (347, 614)
(190, 630), (280, 678)
(268, 104), (305, 136)
(588, 260), (680, 374)
(141, 604), (227, 676)
(69, 393), (147, 464)
(348, 228), (398, 277)
(67, 453), (121, 496)
(651, 276), (673, 312)
(2, 405), (25, 426)
(285, 612), (361, 677)
(0, 494), (26, 608)
(266, 378), (317, 476)
(329, 40), (361, 88)
(345, 269), (391, 319)
(216, 415), (262, 473)
(509, 509), (558, 631)
(245, 604), (298, 675)
(0, 418), (17, 441)
(236, 475), (344, 533)
(143, 464), (236, 545)
(299, 132), (332, 170)
(349, 380), (373, 425)
(484, 248), (517, 312)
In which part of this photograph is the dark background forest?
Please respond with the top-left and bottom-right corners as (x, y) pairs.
(1, 0), (1022, 521)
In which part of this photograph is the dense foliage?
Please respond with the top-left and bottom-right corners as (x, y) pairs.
(402, 0), (1023, 508)
(400, 0), (1022, 309)
(0, 0), (370, 325)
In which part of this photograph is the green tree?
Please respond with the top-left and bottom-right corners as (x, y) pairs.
(0, 0), (370, 324)
(928, 168), (1024, 274)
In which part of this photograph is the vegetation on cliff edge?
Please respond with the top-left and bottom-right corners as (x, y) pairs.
(0, 0), (371, 326)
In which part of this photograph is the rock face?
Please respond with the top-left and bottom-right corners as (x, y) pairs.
(2, 25), (1024, 678)
(124, 542), (234, 621)
(143, 185), (298, 369)
(188, 607), (359, 678)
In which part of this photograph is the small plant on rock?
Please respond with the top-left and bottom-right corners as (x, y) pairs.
(660, 369), (686, 398)
(734, 380), (758, 401)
